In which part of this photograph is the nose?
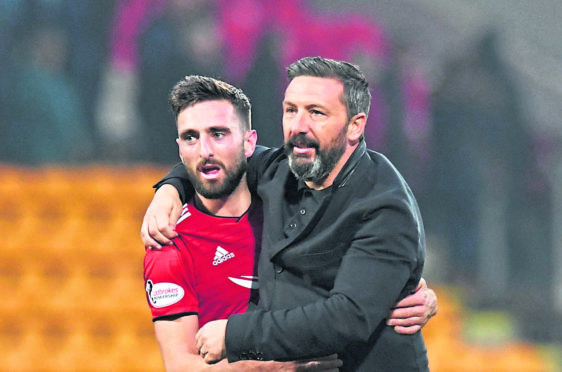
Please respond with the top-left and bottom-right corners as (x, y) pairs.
(199, 136), (214, 158)
(286, 112), (310, 136)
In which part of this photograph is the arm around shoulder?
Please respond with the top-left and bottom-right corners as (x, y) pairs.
(153, 162), (192, 201)
(141, 184), (183, 249)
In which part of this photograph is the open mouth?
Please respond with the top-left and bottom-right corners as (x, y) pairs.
(293, 146), (315, 155)
(199, 163), (221, 179)
(291, 139), (317, 156)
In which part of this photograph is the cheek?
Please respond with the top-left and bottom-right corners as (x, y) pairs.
(178, 145), (195, 162)
(282, 121), (291, 139)
(178, 143), (186, 156)
(323, 124), (343, 142)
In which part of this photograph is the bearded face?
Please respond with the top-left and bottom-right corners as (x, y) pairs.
(186, 148), (247, 199)
(176, 100), (252, 200)
(284, 128), (347, 185)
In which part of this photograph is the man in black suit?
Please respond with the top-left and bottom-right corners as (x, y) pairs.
(142, 57), (433, 371)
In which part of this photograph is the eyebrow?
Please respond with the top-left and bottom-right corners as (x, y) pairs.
(178, 125), (233, 137)
(208, 126), (232, 132)
(306, 104), (327, 110)
(178, 129), (197, 138)
(283, 101), (327, 112)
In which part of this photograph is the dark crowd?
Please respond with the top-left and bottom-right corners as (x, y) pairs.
(0, 0), (558, 343)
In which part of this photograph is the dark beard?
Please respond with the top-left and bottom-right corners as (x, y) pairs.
(284, 133), (346, 185)
(187, 155), (247, 199)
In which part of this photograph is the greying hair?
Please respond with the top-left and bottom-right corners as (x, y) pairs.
(287, 56), (371, 121)
(168, 75), (252, 130)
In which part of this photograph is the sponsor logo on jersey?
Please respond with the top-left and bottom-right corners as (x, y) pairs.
(176, 204), (192, 224)
(145, 280), (185, 308)
(228, 275), (259, 289)
(213, 246), (235, 265)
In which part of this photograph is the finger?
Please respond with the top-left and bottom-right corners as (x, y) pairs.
(426, 289), (438, 317)
(299, 359), (343, 371)
(156, 202), (180, 240)
(140, 219), (162, 249)
(389, 305), (425, 319)
(154, 209), (177, 241)
(141, 226), (161, 250)
(393, 324), (422, 334)
(148, 215), (174, 246)
(205, 342), (223, 362)
(297, 354), (342, 371)
(170, 202), (182, 231)
(388, 315), (425, 327)
(393, 290), (425, 308)
(416, 277), (427, 291)
(156, 219), (178, 241)
(203, 351), (221, 364)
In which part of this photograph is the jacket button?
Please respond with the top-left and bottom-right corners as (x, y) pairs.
(274, 264), (284, 274)
(299, 208), (306, 215)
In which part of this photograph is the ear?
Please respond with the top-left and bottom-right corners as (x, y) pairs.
(244, 129), (258, 158)
(347, 113), (366, 144)
(176, 138), (184, 163)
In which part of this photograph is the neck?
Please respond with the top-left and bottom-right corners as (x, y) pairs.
(194, 179), (251, 217)
(305, 143), (358, 190)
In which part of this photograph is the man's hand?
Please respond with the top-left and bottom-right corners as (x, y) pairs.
(387, 278), (438, 334)
(227, 354), (342, 371)
(273, 355), (342, 371)
(195, 321), (343, 370)
(196, 319), (228, 364)
(287, 354), (342, 371)
(140, 184), (182, 249)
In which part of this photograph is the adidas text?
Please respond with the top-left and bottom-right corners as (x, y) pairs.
(213, 246), (235, 265)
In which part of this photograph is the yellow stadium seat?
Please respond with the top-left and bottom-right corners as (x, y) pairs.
(0, 166), (556, 372)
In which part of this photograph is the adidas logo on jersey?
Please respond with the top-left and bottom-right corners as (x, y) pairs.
(213, 246), (235, 265)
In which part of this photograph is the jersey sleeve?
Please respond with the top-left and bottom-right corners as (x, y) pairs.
(143, 239), (198, 321)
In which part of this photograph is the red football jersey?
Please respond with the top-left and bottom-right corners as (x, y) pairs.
(144, 200), (262, 327)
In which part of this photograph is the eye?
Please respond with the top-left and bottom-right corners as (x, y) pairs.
(311, 109), (325, 117)
(180, 131), (198, 143)
(283, 106), (296, 117)
(212, 131), (226, 139)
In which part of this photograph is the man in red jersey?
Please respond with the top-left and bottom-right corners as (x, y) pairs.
(143, 75), (436, 371)
(144, 75), (342, 371)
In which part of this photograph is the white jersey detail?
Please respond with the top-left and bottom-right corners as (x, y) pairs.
(176, 204), (192, 224)
(213, 246), (235, 265)
(145, 280), (185, 308)
(228, 275), (259, 289)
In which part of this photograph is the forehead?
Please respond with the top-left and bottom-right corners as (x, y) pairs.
(177, 100), (241, 131)
(283, 76), (344, 106)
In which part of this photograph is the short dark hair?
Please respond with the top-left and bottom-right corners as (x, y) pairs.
(287, 56), (371, 121)
(168, 75), (252, 130)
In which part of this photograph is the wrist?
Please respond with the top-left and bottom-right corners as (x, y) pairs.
(158, 183), (180, 199)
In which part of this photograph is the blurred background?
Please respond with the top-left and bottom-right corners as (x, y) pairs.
(1, 0), (561, 370)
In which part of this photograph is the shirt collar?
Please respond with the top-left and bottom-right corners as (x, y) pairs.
(332, 139), (367, 188)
